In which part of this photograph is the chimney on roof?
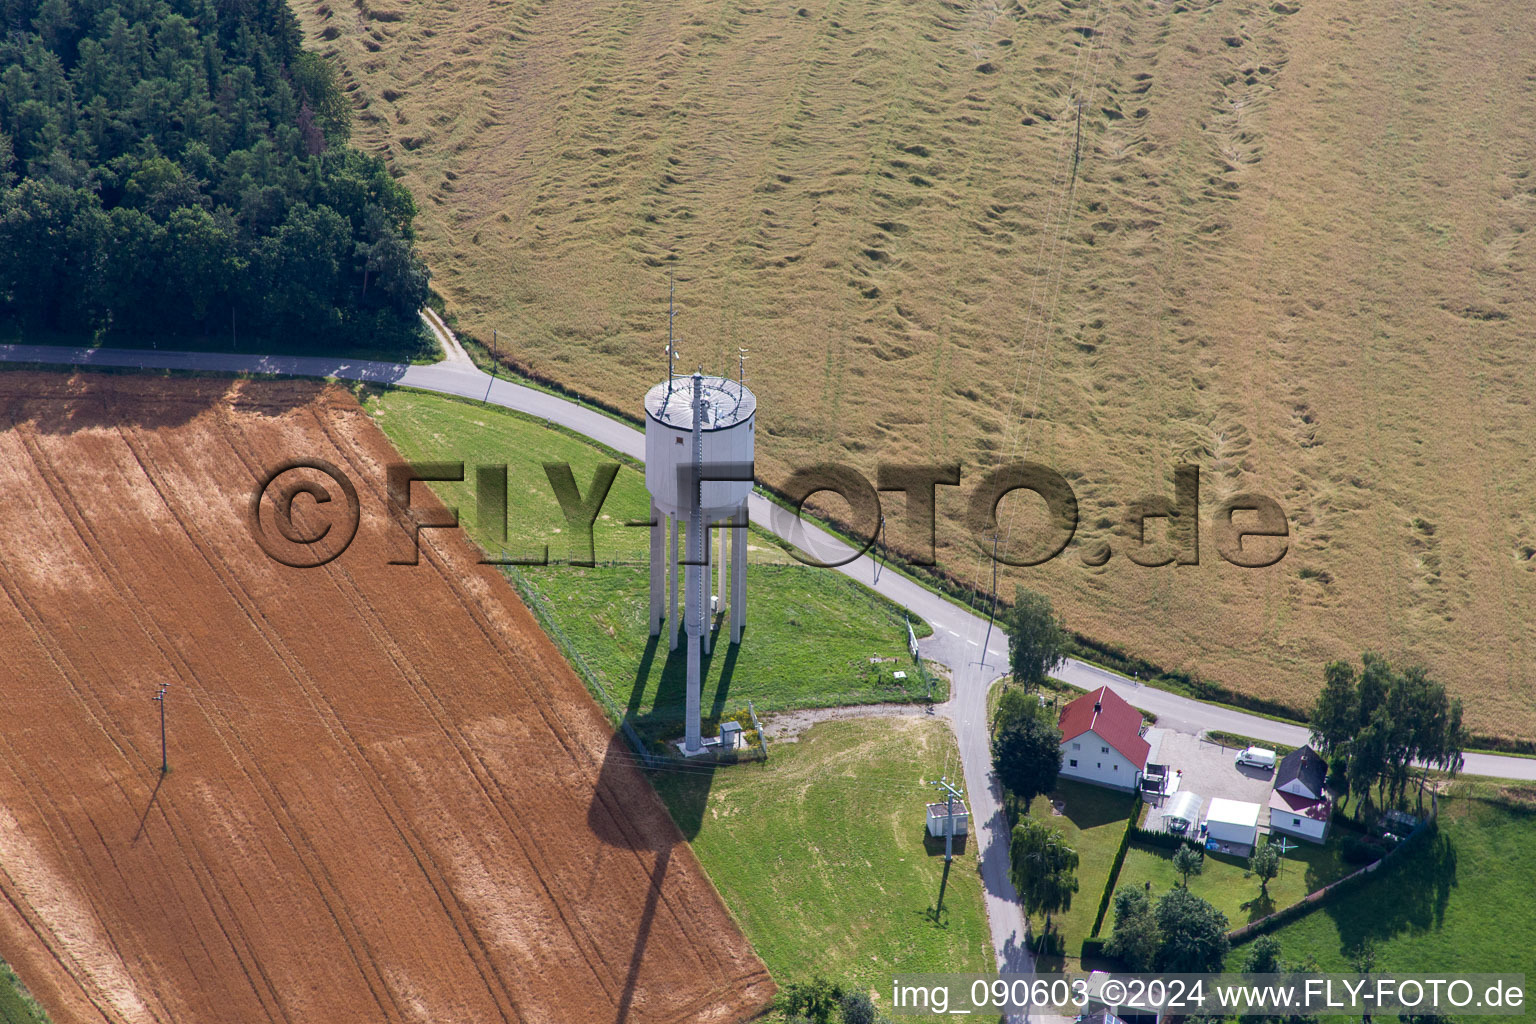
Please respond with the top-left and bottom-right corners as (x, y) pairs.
(1093, 701), (1102, 713)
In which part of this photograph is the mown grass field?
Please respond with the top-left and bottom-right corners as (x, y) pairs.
(525, 565), (940, 739)
(0, 963), (46, 1024)
(364, 389), (934, 736)
(651, 717), (992, 1018)
(297, 0), (1536, 740)
(1253, 786), (1536, 985)
(1115, 836), (1350, 930)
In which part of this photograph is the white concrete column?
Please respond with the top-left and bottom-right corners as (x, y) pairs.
(649, 503), (663, 636)
(731, 506), (747, 643)
(702, 519), (712, 657)
(719, 516), (729, 637)
(669, 514), (680, 651)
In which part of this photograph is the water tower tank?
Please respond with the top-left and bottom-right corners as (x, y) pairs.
(643, 376), (756, 518)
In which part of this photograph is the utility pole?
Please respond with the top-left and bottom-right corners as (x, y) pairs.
(153, 684), (168, 774)
(929, 776), (964, 915)
(492, 328), (497, 368)
(980, 532), (1000, 668)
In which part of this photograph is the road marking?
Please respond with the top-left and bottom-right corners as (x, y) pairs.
(967, 639), (979, 646)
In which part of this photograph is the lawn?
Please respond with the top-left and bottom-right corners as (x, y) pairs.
(0, 963), (46, 1024)
(1024, 780), (1138, 967)
(650, 717), (992, 1015)
(366, 389), (937, 737)
(1253, 790), (1536, 981)
(1115, 836), (1351, 930)
(523, 565), (941, 742)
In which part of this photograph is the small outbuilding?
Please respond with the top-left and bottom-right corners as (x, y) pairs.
(926, 800), (969, 838)
(1204, 797), (1260, 852)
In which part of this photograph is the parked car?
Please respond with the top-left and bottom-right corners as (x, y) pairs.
(1235, 746), (1276, 771)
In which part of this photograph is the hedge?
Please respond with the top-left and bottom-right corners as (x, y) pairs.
(1126, 825), (1194, 851)
(1089, 794), (1144, 938)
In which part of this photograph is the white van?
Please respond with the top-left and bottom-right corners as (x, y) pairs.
(1235, 746), (1276, 771)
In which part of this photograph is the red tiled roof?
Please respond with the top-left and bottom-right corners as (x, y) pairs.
(1269, 789), (1330, 821)
(1058, 686), (1150, 768)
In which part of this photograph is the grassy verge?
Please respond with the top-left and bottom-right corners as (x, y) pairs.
(651, 717), (992, 1018)
(1116, 837), (1351, 931)
(1247, 790), (1536, 982)
(0, 322), (438, 364)
(1204, 731), (1299, 758)
(1023, 780), (1137, 969)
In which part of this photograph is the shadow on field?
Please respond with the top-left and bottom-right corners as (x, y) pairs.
(583, 732), (693, 1024)
(132, 772), (166, 844)
(1320, 831), (1458, 953)
(624, 630), (740, 750)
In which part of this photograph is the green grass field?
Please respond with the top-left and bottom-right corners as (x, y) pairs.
(1116, 837), (1350, 930)
(1253, 791), (1536, 986)
(524, 565), (940, 741)
(0, 962), (47, 1024)
(1024, 780), (1138, 967)
(365, 389), (936, 737)
(651, 717), (992, 1016)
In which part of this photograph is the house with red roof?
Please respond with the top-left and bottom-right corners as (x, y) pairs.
(1057, 686), (1150, 791)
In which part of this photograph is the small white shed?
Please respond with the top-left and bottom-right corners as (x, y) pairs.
(926, 801), (969, 838)
(1204, 798), (1260, 848)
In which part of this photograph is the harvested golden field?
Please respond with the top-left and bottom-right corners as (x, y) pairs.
(0, 372), (771, 1024)
(296, 0), (1536, 738)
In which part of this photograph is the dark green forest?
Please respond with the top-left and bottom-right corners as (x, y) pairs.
(0, 0), (431, 353)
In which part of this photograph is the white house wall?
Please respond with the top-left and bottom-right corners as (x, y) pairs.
(1059, 730), (1140, 790)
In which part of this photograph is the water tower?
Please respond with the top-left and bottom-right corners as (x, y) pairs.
(643, 354), (755, 755)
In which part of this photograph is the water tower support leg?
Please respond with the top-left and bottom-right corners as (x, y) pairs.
(719, 519), (729, 637)
(649, 503), (663, 635)
(731, 508), (747, 643)
(669, 515), (680, 651)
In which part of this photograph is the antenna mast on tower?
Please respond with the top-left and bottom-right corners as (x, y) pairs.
(666, 275), (679, 380)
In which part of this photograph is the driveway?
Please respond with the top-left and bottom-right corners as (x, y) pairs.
(1143, 731), (1277, 835)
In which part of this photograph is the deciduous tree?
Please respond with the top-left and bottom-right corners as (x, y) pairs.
(1006, 587), (1064, 690)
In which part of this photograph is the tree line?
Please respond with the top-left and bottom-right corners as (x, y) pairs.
(1309, 653), (1468, 818)
(0, 0), (430, 350)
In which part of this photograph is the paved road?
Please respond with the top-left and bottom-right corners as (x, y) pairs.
(4, 316), (1531, 1005)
